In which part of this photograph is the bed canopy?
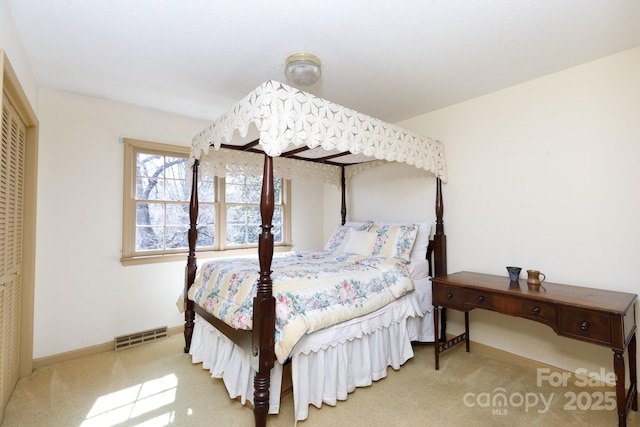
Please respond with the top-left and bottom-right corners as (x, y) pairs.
(189, 80), (447, 184)
(184, 80), (448, 427)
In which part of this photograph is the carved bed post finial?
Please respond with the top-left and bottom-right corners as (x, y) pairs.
(184, 159), (199, 353)
(341, 165), (347, 225)
(254, 153), (276, 427)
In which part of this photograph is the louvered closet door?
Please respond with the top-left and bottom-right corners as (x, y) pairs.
(0, 92), (26, 418)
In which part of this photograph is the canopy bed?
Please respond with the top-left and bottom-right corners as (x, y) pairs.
(182, 80), (448, 426)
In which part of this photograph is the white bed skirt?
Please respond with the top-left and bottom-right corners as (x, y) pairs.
(189, 281), (434, 423)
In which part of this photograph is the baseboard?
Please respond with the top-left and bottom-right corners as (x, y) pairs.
(32, 325), (184, 370)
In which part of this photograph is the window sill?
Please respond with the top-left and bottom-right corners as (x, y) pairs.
(120, 245), (294, 266)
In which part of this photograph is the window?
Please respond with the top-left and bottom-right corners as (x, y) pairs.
(224, 175), (283, 246)
(122, 139), (290, 265)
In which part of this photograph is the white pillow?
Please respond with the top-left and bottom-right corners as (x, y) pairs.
(343, 230), (376, 256)
(375, 220), (433, 260)
(324, 221), (374, 253)
(411, 221), (433, 261)
(368, 224), (419, 262)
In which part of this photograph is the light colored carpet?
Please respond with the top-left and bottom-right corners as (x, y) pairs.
(1, 334), (637, 426)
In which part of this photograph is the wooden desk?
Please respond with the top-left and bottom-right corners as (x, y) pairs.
(431, 271), (637, 427)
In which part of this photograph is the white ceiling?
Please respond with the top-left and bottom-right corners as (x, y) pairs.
(7, 0), (640, 123)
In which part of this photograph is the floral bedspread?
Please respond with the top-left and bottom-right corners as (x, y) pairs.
(188, 251), (415, 363)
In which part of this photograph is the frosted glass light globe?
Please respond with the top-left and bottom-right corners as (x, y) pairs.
(284, 53), (322, 86)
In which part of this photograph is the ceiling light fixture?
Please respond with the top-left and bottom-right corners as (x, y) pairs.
(284, 53), (322, 86)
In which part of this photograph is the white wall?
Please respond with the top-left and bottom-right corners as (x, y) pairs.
(290, 180), (326, 252)
(0, 1), (38, 109)
(348, 162), (437, 224)
(33, 89), (326, 358)
(398, 46), (640, 375)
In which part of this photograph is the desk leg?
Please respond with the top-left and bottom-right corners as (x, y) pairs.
(440, 307), (447, 342)
(614, 351), (626, 427)
(433, 306), (468, 370)
(613, 332), (638, 427)
(434, 306), (440, 370)
(629, 333), (637, 412)
(465, 311), (470, 352)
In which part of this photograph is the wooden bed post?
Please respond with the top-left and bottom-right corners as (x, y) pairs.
(433, 177), (448, 342)
(253, 154), (276, 427)
(184, 159), (199, 353)
(433, 177), (447, 277)
(340, 165), (347, 225)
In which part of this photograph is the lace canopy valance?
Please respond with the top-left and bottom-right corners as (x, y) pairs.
(191, 80), (447, 185)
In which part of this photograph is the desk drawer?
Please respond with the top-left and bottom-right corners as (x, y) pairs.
(465, 290), (557, 329)
(558, 307), (612, 346)
(432, 284), (465, 310)
(518, 300), (557, 327)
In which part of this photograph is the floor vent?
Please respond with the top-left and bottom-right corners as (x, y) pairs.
(115, 326), (168, 351)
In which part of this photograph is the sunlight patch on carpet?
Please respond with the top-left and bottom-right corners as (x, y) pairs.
(81, 374), (178, 426)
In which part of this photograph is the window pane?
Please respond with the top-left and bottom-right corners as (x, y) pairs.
(273, 206), (283, 223)
(196, 225), (215, 247)
(172, 203), (216, 248)
(136, 178), (164, 200)
(246, 206), (260, 224)
(246, 175), (262, 185)
(245, 185), (261, 203)
(227, 205), (246, 224)
(226, 175), (245, 185)
(178, 204), (217, 248)
(166, 226), (189, 249)
(227, 224), (247, 245)
(197, 204), (215, 226)
(272, 224), (282, 243)
(137, 203), (164, 226)
(165, 179), (190, 201)
(136, 226), (163, 251)
(166, 203), (189, 226)
(136, 154), (189, 202)
(226, 184), (245, 203)
(164, 156), (188, 180)
(136, 153), (165, 178)
(273, 181), (282, 204)
(198, 180), (215, 202)
(247, 225), (260, 244)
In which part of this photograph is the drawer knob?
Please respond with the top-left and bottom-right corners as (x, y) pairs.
(476, 295), (485, 303)
(445, 292), (453, 299)
(531, 307), (540, 315)
(579, 321), (589, 331)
